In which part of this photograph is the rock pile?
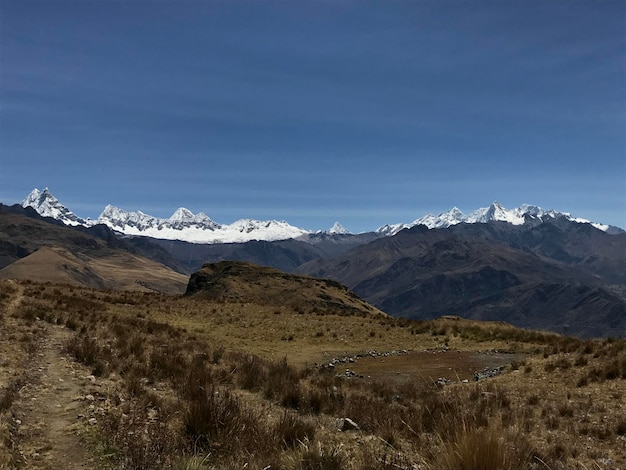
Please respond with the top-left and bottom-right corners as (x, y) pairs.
(320, 349), (410, 373)
(473, 365), (505, 381)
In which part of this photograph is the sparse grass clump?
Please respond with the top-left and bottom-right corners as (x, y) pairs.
(293, 442), (345, 470)
(433, 424), (535, 470)
(275, 411), (316, 448)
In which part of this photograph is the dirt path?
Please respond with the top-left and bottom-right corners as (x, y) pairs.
(3, 283), (100, 469)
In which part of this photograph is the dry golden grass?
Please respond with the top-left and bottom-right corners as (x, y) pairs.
(1, 279), (624, 469)
(0, 246), (187, 294)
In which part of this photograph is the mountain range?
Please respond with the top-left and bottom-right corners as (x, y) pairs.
(5, 188), (626, 338)
(21, 188), (623, 244)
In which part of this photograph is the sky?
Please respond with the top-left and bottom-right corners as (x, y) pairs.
(1, 0), (624, 232)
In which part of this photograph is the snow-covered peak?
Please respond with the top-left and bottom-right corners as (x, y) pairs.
(467, 201), (525, 225)
(227, 218), (308, 241)
(376, 202), (620, 235)
(329, 222), (350, 235)
(21, 188), (89, 226)
(98, 205), (156, 229)
(169, 207), (195, 222)
(414, 206), (466, 228)
(167, 208), (219, 230)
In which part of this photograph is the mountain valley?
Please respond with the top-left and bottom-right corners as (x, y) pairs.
(2, 189), (625, 338)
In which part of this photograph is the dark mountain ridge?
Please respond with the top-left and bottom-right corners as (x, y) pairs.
(295, 223), (626, 337)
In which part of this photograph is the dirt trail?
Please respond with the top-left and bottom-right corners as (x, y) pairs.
(3, 283), (99, 469)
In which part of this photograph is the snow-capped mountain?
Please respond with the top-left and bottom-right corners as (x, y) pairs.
(97, 205), (311, 244)
(376, 202), (617, 236)
(98, 206), (309, 243)
(20, 188), (90, 226)
(20, 189), (621, 243)
(21, 188), (311, 244)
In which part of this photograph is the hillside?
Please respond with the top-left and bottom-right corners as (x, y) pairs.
(186, 260), (385, 317)
(297, 224), (626, 338)
(0, 278), (624, 469)
(0, 208), (187, 294)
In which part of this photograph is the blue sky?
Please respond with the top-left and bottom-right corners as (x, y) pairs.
(1, 1), (624, 232)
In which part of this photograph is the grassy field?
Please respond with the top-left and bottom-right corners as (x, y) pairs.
(0, 279), (624, 469)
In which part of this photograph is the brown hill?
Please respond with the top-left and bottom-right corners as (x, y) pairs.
(186, 261), (385, 317)
(0, 247), (105, 287)
(0, 211), (187, 294)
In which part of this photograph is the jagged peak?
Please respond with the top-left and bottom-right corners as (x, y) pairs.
(21, 187), (87, 226)
(169, 207), (195, 221)
(329, 222), (350, 234)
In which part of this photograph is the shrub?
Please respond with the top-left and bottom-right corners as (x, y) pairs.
(236, 354), (266, 391)
(295, 442), (345, 470)
(100, 399), (176, 470)
(275, 412), (315, 449)
(433, 425), (534, 470)
(183, 385), (266, 455)
(526, 394), (540, 406)
(574, 355), (588, 367)
(616, 417), (626, 436)
(65, 335), (100, 367)
(263, 357), (304, 409)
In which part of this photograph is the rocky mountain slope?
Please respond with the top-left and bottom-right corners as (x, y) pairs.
(296, 224), (626, 338)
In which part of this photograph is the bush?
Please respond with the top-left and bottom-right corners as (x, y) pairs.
(236, 354), (266, 391)
(295, 442), (345, 470)
(183, 385), (267, 455)
(616, 417), (626, 436)
(65, 335), (100, 367)
(275, 412), (315, 449)
(433, 425), (534, 470)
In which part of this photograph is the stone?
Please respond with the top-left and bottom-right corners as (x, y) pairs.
(337, 417), (360, 431)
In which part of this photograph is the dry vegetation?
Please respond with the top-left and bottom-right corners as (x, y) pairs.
(0, 279), (624, 469)
(0, 246), (188, 295)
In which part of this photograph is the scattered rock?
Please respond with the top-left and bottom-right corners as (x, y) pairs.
(437, 377), (452, 386)
(336, 369), (363, 379)
(337, 417), (360, 431)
